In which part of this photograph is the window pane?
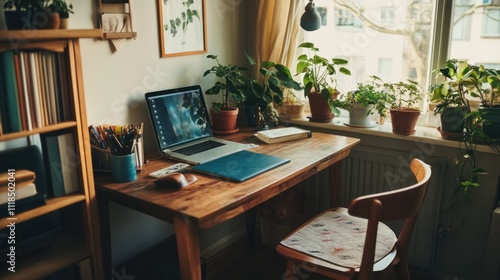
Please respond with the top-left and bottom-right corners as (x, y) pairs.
(303, 0), (435, 101)
(482, 9), (500, 37)
(450, 5), (500, 68)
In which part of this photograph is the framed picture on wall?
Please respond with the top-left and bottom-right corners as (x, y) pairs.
(157, 0), (207, 57)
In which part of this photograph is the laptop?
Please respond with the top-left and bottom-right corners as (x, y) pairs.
(145, 85), (247, 165)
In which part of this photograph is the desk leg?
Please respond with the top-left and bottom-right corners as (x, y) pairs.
(174, 216), (202, 280)
(96, 192), (112, 280)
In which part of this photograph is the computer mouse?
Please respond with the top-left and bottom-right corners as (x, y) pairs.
(154, 172), (197, 189)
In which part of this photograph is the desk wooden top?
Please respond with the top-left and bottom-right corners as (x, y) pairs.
(94, 130), (359, 229)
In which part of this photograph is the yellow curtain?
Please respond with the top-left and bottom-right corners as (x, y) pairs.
(249, 0), (303, 70)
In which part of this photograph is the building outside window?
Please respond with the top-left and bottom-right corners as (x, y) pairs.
(300, 0), (500, 122)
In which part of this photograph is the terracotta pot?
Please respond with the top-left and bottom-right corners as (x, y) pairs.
(210, 107), (239, 134)
(390, 108), (421, 136)
(278, 102), (304, 120)
(59, 17), (68, 29)
(32, 11), (60, 29)
(307, 91), (338, 123)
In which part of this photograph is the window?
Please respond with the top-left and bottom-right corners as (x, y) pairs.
(304, 0), (434, 100)
(378, 58), (393, 81)
(335, 9), (362, 27)
(452, 1), (473, 41)
(482, 8), (500, 37)
(380, 7), (395, 26)
(302, 0), (500, 117)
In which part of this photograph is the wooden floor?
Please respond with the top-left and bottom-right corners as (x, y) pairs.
(206, 237), (434, 280)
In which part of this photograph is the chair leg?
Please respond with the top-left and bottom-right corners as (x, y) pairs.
(394, 259), (410, 280)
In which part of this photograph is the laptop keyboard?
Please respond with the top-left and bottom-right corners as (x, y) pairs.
(173, 140), (225, 156)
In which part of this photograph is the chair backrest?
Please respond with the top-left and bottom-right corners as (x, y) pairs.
(347, 158), (432, 279)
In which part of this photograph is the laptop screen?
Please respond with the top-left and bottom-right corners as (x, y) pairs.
(145, 85), (213, 151)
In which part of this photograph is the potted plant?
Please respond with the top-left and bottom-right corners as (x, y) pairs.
(244, 52), (302, 126)
(427, 60), (492, 232)
(385, 79), (422, 135)
(48, 0), (73, 29)
(478, 67), (500, 140)
(428, 60), (472, 139)
(339, 75), (388, 127)
(3, 0), (38, 29)
(295, 42), (351, 122)
(203, 54), (247, 134)
(278, 89), (305, 121)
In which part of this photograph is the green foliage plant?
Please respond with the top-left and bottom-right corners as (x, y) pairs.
(295, 42), (351, 115)
(340, 75), (388, 118)
(3, 0), (39, 12)
(428, 59), (491, 232)
(384, 79), (422, 110)
(48, 0), (73, 18)
(244, 52), (302, 106)
(203, 54), (247, 112)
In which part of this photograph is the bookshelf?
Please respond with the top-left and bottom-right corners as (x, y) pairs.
(0, 30), (102, 279)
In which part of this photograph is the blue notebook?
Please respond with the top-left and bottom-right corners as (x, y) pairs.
(191, 150), (290, 182)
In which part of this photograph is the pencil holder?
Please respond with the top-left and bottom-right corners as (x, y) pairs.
(110, 153), (137, 183)
(91, 137), (144, 172)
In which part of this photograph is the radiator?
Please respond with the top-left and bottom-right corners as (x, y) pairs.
(302, 145), (447, 269)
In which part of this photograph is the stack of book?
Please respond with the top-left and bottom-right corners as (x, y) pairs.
(0, 169), (46, 216)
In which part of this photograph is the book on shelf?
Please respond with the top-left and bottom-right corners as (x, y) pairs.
(0, 181), (38, 204)
(1, 50), (22, 133)
(255, 127), (312, 144)
(0, 50), (70, 135)
(58, 132), (80, 194)
(42, 132), (81, 197)
(0, 169), (36, 186)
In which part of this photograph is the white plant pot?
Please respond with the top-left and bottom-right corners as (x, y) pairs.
(348, 104), (374, 126)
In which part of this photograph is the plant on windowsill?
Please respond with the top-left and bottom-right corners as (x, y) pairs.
(295, 42), (351, 123)
(243, 52), (303, 127)
(47, 0), (73, 29)
(278, 89), (305, 121)
(384, 79), (422, 136)
(203, 54), (248, 134)
(427, 59), (494, 234)
(3, 0), (38, 29)
(338, 75), (388, 127)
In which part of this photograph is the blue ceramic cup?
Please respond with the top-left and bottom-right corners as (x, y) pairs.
(110, 153), (137, 183)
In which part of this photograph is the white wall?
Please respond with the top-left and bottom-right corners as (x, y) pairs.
(66, 1), (249, 267)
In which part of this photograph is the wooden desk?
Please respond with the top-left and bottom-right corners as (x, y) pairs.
(95, 131), (359, 280)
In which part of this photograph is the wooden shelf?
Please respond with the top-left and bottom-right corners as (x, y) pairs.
(0, 194), (86, 229)
(0, 122), (78, 142)
(0, 29), (103, 41)
(0, 28), (100, 279)
(0, 231), (90, 280)
(102, 31), (137, 39)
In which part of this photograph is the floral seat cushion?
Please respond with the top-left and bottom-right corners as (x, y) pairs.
(280, 208), (397, 268)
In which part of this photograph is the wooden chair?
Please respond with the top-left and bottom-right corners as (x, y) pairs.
(276, 158), (432, 280)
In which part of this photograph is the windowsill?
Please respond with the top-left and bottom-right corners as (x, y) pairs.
(287, 115), (499, 155)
